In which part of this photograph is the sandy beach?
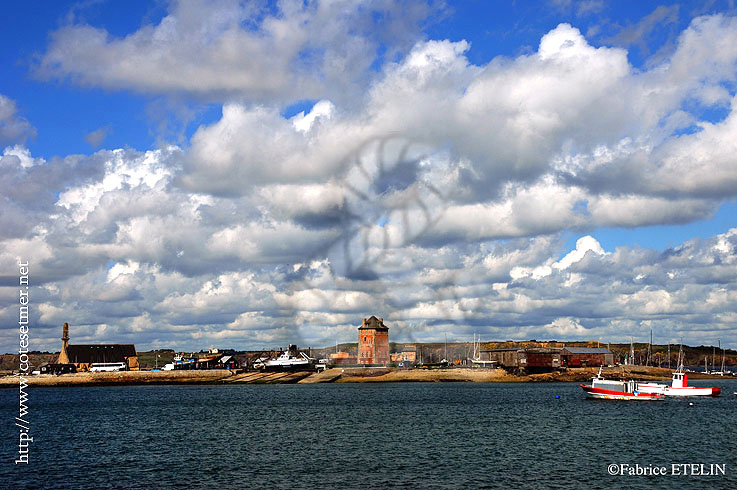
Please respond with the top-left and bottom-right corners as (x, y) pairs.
(1, 369), (234, 387)
(1, 365), (729, 388)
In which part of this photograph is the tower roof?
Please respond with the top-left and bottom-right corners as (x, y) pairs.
(358, 315), (388, 331)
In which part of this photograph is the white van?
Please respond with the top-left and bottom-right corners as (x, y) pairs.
(89, 362), (127, 372)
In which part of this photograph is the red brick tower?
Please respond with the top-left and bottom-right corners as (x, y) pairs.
(358, 316), (389, 365)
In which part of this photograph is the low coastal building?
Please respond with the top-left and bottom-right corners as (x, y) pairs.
(479, 348), (518, 368)
(191, 352), (241, 370)
(330, 352), (357, 365)
(561, 347), (614, 367)
(480, 348), (560, 372)
(39, 363), (77, 375)
(483, 346), (614, 370)
(215, 355), (240, 370)
(519, 348), (561, 371)
(358, 316), (390, 365)
(57, 322), (139, 371)
(391, 350), (417, 365)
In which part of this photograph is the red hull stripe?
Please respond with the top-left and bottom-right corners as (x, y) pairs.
(580, 385), (662, 398)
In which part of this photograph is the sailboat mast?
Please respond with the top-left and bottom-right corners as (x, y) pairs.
(630, 337), (635, 366)
(717, 339), (721, 373)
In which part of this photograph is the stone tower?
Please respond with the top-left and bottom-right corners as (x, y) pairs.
(57, 322), (70, 364)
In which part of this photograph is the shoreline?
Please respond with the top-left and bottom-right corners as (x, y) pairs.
(1, 369), (234, 387)
(1, 365), (732, 388)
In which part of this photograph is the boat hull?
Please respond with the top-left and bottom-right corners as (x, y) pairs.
(580, 384), (664, 401)
(262, 360), (311, 371)
(254, 345), (315, 371)
(637, 383), (721, 397)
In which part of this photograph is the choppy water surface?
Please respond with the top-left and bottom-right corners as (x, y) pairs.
(2, 380), (736, 489)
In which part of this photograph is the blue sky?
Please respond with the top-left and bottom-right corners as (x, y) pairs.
(2, 0), (737, 353)
(5, 1), (729, 160)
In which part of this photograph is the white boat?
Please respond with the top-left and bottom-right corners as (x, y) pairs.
(639, 344), (721, 397)
(637, 371), (721, 397)
(253, 345), (313, 370)
(579, 368), (664, 401)
(170, 353), (195, 370)
(469, 333), (497, 368)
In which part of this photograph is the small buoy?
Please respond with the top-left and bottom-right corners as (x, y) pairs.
(688, 402), (694, 406)
(555, 395), (560, 399)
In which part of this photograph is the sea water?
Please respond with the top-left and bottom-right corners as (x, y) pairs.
(2, 380), (736, 489)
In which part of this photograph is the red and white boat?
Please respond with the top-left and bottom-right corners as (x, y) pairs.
(580, 368), (664, 401)
(637, 371), (721, 397)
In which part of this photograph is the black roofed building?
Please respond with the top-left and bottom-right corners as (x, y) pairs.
(65, 344), (139, 371)
(56, 323), (139, 371)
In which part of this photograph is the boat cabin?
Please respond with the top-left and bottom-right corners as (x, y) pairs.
(672, 371), (688, 388)
(591, 377), (638, 393)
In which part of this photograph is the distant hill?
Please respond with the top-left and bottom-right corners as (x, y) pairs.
(1, 353), (57, 373)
